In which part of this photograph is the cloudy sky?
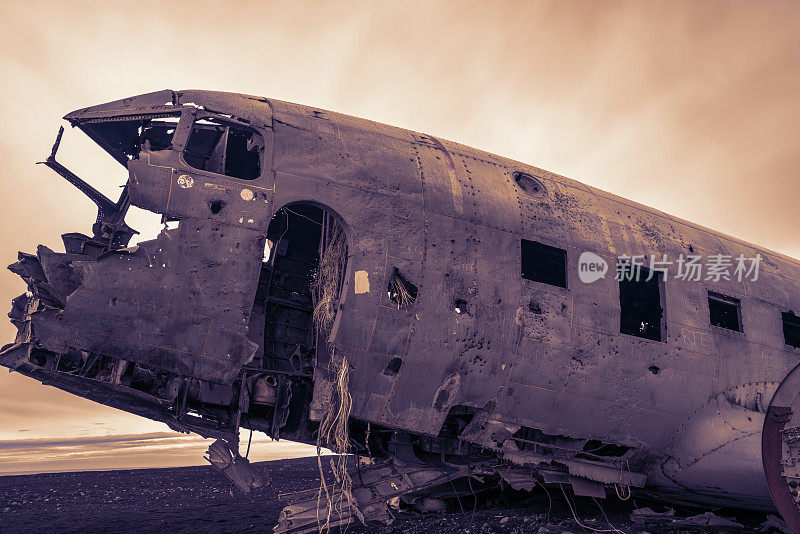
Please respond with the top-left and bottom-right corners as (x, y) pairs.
(0, 0), (798, 474)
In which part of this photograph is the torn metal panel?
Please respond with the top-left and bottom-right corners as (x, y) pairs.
(205, 439), (267, 493)
(570, 476), (606, 498)
(30, 220), (261, 383)
(499, 470), (538, 491)
(562, 459), (646, 488)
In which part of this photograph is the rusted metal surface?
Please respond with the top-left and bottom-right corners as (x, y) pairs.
(763, 405), (799, 531)
(4, 89), (800, 528)
(763, 362), (800, 532)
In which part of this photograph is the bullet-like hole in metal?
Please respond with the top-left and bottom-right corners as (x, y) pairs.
(209, 199), (226, 214)
(384, 357), (403, 376)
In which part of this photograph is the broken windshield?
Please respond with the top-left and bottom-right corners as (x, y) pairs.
(75, 112), (182, 164)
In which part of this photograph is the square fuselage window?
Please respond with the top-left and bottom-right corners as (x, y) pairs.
(521, 239), (567, 288)
(783, 312), (800, 348)
(708, 292), (742, 332)
(619, 264), (664, 342)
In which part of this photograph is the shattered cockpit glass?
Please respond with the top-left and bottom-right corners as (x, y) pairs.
(77, 113), (182, 164)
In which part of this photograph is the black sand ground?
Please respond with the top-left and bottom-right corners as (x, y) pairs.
(0, 457), (777, 533)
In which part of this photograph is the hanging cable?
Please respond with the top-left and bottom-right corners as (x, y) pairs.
(559, 484), (620, 533)
(449, 479), (468, 519)
(532, 477), (553, 518)
(245, 426), (253, 459)
(614, 483), (631, 501)
(592, 496), (626, 534)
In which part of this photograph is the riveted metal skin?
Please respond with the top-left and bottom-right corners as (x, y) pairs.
(4, 90), (800, 523)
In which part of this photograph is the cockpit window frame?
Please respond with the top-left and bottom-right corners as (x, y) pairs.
(74, 111), (186, 166)
(179, 112), (265, 181)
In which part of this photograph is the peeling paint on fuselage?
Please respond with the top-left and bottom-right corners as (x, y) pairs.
(354, 270), (370, 294)
(4, 89), (800, 514)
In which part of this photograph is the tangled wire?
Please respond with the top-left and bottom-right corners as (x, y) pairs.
(311, 219), (354, 533)
(312, 224), (346, 333)
(387, 268), (417, 309)
(315, 351), (354, 533)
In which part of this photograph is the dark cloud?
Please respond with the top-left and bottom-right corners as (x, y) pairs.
(0, 432), (181, 451)
(0, 432), (319, 475)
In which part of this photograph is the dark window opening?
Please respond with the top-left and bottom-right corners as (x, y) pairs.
(575, 439), (631, 461)
(183, 118), (264, 180)
(619, 264), (663, 341)
(438, 405), (476, 438)
(521, 239), (567, 288)
(783, 312), (800, 349)
(708, 292), (742, 332)
(139, 116), (180, 152)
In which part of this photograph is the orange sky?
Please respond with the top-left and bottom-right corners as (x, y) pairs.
(0, 0), (798, 474)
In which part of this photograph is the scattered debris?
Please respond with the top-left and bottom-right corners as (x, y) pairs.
(760, 514), (790, 534)
(205, 439), (267, 493)
(671, 511), (744, 529)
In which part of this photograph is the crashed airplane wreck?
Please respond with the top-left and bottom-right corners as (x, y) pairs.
(4, 89), (800, 532)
